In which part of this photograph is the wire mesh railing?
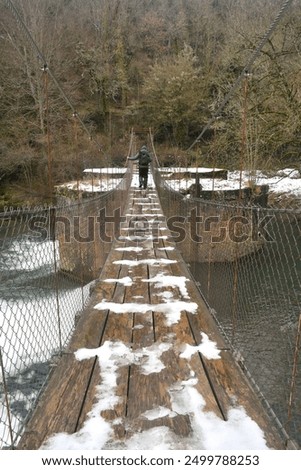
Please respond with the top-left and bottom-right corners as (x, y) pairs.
(1, 141), (300, 449)
(152, 158), (301, 448)
(0, 166), (132, 449)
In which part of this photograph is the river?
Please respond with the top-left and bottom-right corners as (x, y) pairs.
(0, 236), (91, 448)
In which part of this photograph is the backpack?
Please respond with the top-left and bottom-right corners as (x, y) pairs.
(139, 151), (151, 166)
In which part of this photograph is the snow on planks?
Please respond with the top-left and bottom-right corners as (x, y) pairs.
(18, 176), (285, 450)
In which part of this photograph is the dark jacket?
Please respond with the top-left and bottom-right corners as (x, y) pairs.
(129, 147), (152, 168)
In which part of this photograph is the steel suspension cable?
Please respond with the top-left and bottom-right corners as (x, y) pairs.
(4, 0), (104, 154)
(187, 0), (294, 151)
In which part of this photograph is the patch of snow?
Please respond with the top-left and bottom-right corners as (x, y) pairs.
(143, 273), (190, 299)
(119, 235), (170, 242)
(156, 291), (174, 301)
(157, 246), (175, 251)
(132, 324), (144, 330)
(83, 168), (127, 174)
(139, 342), (171, 374)
(118, 235), (149, 241)
(103, 276), (133, 286)
(168, 378), (268, 450)
(127, 213), (163, 217)
(159, 167), (224, 174)
(135, 202), (160, 206)
(94, 300), (198, 325)
(57, 179), (122, 193)
(115, 247), (144, 252)
(142, 406), (177, 421)
(124, 426), (178, 450)
(113, 258), (177, 267)
(179, 333), (221, 360)
(165, 168), (301, 198)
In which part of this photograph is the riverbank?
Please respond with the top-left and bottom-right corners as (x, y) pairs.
(1, 167), (300, 211)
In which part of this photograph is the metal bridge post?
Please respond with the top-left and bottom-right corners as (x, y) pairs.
(50, 207), (63, 354)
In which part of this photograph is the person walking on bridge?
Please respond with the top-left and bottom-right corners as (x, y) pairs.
(128, 145), (152, 189)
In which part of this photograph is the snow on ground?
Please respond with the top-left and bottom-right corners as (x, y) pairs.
(83, 168), (127, 175)
(56, 166), (301, 201)
(164, 168), (301, 198)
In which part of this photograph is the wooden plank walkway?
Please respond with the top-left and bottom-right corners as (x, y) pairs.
(18, 173), (285, 450)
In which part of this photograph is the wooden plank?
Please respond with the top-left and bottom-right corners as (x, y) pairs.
(76, 194), (157, 439)
(122, 206), (157, 433)
(147, 196), (225, 420)
(126, 261), (192, 436)
(148, 262), (224, 419)
(126, 350), (193, 437)
(75, 267), (130, 436)
(163, 237), (229, 349)
(200, 351), (284, 449)
(75, 227), (146, 437)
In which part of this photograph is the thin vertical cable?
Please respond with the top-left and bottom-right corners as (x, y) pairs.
(0, 348), (14, 449)
(286, 313), (301, 431)
(43, 67), (53, 200)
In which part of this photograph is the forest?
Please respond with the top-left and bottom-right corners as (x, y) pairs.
(0, 0), (300, 205)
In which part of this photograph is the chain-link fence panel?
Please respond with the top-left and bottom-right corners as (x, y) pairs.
(154, 165), (301, 448)
(0, 166), (131, 449)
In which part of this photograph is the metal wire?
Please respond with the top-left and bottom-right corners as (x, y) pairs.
(0, 164), (132, 449)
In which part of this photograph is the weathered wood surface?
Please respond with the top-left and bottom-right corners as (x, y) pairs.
(18, 181), (285, 450)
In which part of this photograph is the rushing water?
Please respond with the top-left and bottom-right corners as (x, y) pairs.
(0, 236), (92, 447)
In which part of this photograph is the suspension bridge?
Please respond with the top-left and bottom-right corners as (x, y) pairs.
(1, 129), (300, 450)
(14, 152), (285, 450)
(1, 0), (300, 451)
